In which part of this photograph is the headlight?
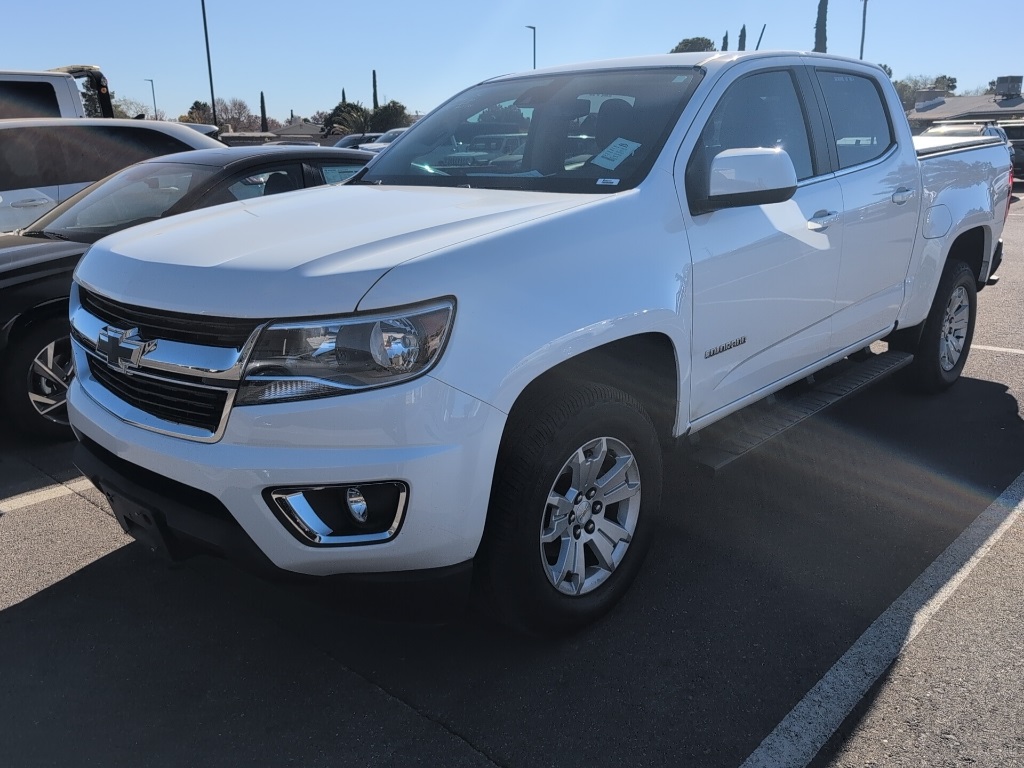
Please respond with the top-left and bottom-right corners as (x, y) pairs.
(237, 299), (454, 405)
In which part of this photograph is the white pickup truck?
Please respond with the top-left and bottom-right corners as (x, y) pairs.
(67, 52), (1012, 634)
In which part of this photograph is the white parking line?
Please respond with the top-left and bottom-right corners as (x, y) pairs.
(0, 477), (96, 513)
(740, 470), (1024, 768)
(974, 344), (1024, 356)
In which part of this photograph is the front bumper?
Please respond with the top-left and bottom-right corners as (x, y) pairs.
(68, 371), (507, 576)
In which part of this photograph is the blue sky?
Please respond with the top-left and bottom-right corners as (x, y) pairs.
(3, 1), (1018, 121)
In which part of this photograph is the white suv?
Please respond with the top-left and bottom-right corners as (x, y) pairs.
(0, 118), (223, 231)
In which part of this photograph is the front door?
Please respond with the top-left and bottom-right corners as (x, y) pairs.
(682, 67), (844, 422)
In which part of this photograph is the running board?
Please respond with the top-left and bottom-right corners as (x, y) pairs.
(686, 351), (913, 473)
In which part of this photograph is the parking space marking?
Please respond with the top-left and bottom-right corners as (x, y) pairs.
(973, 344), (1024, 356)
(0, 477), (95, 513)
(740, 470), (1024, 768)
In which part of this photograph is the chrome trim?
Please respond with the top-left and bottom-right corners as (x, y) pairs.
(70, 303), (261, 380)
(71, 338), (236, 443)
(270, 484), (408, 546)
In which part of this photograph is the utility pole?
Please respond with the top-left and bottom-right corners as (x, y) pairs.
(526, 26), (536, 69)
(860, 0), (868, 60)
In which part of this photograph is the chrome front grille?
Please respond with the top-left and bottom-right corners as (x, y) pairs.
(71, 285), (262, 442)
(86, 354), (230, 432)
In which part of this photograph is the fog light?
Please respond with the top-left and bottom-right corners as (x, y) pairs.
(346, 487), (368, 522)
(267, 481), (408, 546)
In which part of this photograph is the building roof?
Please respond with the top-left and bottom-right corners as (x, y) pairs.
(906, 94), (1024, 124)
(272, 121), (325, 138)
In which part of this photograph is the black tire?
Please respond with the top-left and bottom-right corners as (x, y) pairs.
(894, 260), (977, 394)
(0, 317), (75, 441)
(474, 383), (663, 635)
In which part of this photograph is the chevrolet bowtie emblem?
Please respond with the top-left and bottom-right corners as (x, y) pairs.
(96, 326), (157, 373)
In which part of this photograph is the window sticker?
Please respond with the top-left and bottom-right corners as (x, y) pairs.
(596, 178), (620, 186)
(590, 138), (641, 170)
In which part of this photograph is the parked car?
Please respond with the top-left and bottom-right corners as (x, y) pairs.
(357, 126), (408, 153)
(920, 121), (1015, 166)
(333, 132), (382, 149)
(999, 120), (1024, 181)
(0, 118), (224, 232)
(0, 144), (373, 439)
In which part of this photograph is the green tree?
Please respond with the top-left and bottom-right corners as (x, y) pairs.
(985, 79), (998, 95)
(369, 100), (410, 132)
(181, 100), (213, 124)
(79, 79), (108, 117)
(342, 88), (347, 104)
(722, 31), (728, 51)
(934, 75), (957, 93)
(878, 63), (893, 79)
(669, 36), (716, 53)
(326, 101), (372, 134)
(372, 70), (379, 111)
(738, 25), (747, 51)
(260, 91), (268, 132)
(814, 0), (828, 53)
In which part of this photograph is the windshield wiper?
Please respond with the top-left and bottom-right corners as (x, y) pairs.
(19, 230), (70, 241)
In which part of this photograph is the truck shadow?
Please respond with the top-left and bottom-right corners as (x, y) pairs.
(0, 377), (1020, 768)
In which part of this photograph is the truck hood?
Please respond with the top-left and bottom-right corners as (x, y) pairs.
(74, 185), (591, 318)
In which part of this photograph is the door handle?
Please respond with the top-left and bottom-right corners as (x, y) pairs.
(807, 210), (840, 231)
(891, 187), (916, 205)
(10, 198), (50, 208)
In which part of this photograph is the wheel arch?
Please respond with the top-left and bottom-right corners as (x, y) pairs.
(0, 298), (69, 353)
(499, 332), (681, 451)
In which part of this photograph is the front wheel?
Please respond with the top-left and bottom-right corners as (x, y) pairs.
(893, 260), (977, 394)
(1, 317), (75, 441)
(474, 383), (663, 635)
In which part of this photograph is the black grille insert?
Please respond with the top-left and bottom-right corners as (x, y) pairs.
(80, 288), (261, 348)
(87, 355), (228, 432)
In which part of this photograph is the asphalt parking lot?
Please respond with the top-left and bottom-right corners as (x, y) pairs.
(1, 193), (1022, 768)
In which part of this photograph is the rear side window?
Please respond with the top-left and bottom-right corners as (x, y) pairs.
(0, 127), (66, 189)
(0, 82), (61, 119)
(59, 126), (193, 184)
(815, 70), (894, 169)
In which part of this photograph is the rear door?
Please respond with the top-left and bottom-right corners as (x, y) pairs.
(809, 66), (920, 352)
(0, 126), (65, 231)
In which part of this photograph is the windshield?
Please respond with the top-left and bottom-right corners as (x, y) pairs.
(358, 66), (702, 194)
(27, 161), (218, 241)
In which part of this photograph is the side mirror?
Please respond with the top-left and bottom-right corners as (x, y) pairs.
(691, 147), (798, 214)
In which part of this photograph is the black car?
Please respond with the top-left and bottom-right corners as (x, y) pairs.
(0, 144), (373, 439)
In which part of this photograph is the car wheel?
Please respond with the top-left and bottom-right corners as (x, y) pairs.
(1, 317), (75, 440)
(475, 383), (663, 635)
(895, 260), (977, 394)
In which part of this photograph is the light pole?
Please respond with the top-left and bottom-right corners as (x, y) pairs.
(859, 0), (868, 60)
(526, 25), (536, 69)
(144, 78), (158, 120)
(201, 0), (218, 126)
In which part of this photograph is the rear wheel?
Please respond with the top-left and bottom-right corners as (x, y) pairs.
(1, 317), (75, 441)
(894, 260), (977, 393)
(475, 383), (663, 635)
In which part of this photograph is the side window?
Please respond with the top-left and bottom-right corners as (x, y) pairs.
(320, 162), (368, 184)
(0, 127), (67, 189)
(0, 82), (61, 119)
(197, 164), (304, 207)
(688, 69), (815, 195)
(815, 70), (894, 169)
(60, 127), (192, 184)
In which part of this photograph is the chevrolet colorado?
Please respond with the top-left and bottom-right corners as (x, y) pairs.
(67, 52), (1012, 634)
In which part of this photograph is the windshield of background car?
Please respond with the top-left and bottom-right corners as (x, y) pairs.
(28, 161), (218, 239)
(358, 67), (702, 193)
